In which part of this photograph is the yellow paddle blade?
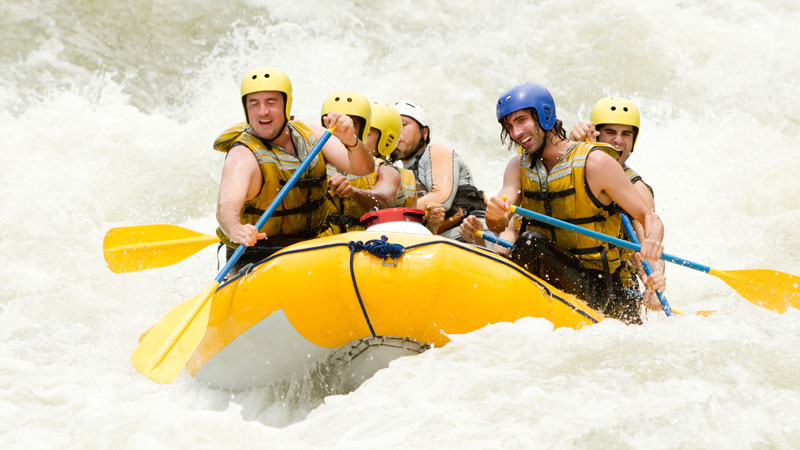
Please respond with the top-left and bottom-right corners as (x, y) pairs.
(131, 281), (219, 383)
(710, 268), (800, 314)
(671, 308), (717, 317)
(103, 224), (219, 273)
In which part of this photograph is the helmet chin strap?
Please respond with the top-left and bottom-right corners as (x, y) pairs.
(277, 116), (288, 140)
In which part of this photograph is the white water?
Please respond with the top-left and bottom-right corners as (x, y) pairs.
(2, 0), (800, 448)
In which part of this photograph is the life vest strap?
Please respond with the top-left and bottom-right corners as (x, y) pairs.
(523, 188), (575, 201)
(244, 196), (325, 218)
(565, 214), (606, 225)
(569, 245), (605, 256)
(326, 213), (362, 227)
(279, 174), (326, 189)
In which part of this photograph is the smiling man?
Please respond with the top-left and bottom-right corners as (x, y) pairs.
(569, 97), (666, 312)
(212, 67), (374, 275)
(486, 84), (664, 324)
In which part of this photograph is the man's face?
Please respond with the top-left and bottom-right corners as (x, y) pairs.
(597, 124), (635, 164)
(245, 91), (285, 140)
(505, 109), (543, 155)
(395, 116), (424, 158)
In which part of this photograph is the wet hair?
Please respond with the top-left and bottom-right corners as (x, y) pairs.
(418, 122), (430, 146)
(352, 116), (366, 141)
(499, 108), (567, 151)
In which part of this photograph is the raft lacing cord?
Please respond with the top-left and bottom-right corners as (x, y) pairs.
(348, 236), (406, 337)
(218, 236), (598, 324)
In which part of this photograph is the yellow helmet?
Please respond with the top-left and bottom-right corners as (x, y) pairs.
(590, 97), (640, 150)
(369, 102), (402, 156)
(240, 67), (292, 121)
(321, 90), (372, 142)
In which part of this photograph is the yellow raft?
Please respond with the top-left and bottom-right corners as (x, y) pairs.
(187, 223), (605, 390)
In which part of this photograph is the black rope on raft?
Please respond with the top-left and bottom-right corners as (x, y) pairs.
(347, 235), (406, 260)
(219, 236), (598, 324)
(347, 236), (407, 337)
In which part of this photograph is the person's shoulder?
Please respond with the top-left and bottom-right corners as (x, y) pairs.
(505, 153), (523, 171)
(224, 144), (259, 167)
(585, 146), (619, 172)
(429, 144), (454, 156)
(378, 162), (401, 178)
(297, 121), (326, 138)
(587, 141), (619, 159)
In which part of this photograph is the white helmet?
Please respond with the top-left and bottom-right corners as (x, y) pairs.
(393, 100), (429, 129)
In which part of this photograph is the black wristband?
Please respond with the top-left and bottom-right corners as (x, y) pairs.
(344, 136), (359, 148)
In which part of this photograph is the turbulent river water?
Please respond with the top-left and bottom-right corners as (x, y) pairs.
(2, 1), (799, 448)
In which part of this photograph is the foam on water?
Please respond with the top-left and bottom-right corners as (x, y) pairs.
(2, 0), (799, 448)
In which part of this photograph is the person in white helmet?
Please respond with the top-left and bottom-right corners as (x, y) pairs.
(569, 97), (666, 311)
(392, 100), (486, 240)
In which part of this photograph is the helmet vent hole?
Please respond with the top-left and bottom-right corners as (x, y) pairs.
(334, 96), (341, 101)
(264, 74), (270, 78)
(251, 75), (257, 80)
(610, 106), (616, 111)
(623, 107), (628, 112)
(347, 97), (353, 102)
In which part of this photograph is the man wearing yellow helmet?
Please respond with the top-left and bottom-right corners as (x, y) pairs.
(320, 98), (445, 235)
(569, 97), (666, 311)
(213, 67), (374, 273)
(318, 93), (401, 235)
(392, 100), (485, 240)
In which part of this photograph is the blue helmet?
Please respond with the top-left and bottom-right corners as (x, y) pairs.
(495, 83), (557, 131)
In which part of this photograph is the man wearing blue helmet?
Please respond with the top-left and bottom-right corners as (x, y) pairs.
(485, 83), (664, 324)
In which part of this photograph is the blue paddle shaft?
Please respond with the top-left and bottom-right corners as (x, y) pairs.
(216, 130), (334, 283)
(512, 205), (712, 274)
(482, 231), (514, 249)
(621, 214), (672, 316)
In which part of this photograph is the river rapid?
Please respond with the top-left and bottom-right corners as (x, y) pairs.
(2, 1), (799, 448)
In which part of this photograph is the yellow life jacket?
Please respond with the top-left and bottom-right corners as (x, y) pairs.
(618, 166), (655, 289)
(518, 141), (623, 273)
(394, 167), (417, 208)
(213, 121), (328, 248)
(320, 158), (386, 236)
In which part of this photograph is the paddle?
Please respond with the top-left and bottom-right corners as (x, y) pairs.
(131, 128), (335, 383)
(509, 204), (800, 313)
(479, 225), (719, 316)
(620, 214), (673, 316)
(103, 225), (219, 273)
(475, 229), (514, 249)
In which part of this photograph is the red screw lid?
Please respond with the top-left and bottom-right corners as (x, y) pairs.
(360, 208), (426, 228)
